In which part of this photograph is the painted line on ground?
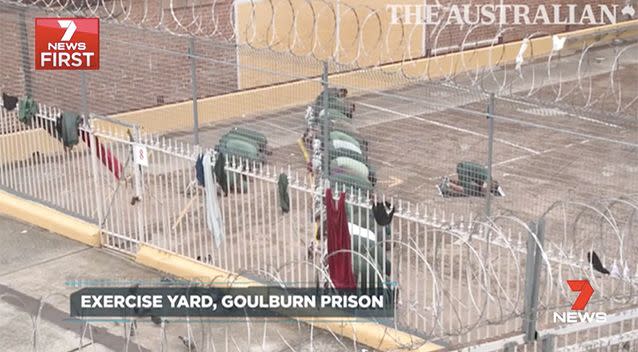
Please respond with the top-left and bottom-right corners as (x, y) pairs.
(357, 101), (540, 155)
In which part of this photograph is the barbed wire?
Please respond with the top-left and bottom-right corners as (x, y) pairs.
(4, 0), (637, 119)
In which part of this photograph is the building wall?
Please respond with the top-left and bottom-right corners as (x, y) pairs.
(235, 0), (633, 88)
(1, 0), (634, 119)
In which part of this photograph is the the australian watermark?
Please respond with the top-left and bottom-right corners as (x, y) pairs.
(387, 3), (635, 26)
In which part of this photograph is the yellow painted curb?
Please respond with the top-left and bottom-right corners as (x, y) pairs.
(0, 190), (100, 247)
(135, 244), (444, 351)
(135, 245), (258, 287)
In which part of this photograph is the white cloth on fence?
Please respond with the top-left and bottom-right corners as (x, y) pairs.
(552, 35), (566, 52)
(515, 38), (530, 72)
(203, 152), (224, 247)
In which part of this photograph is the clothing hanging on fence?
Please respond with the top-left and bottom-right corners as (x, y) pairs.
(214, 152), (228, 196)
(17, 96), (37, 124)
(325, 188), (356, 289)
(195, 154), (205, 187)
(2, 93), (18, 111)
(203, 152), (224, 247)
(80, 130), (123, 180)
(372, 201), (395, 226)
(277, 174), (290, 213)
(587, 251), (610, 275)
(56, 112), (81, 147)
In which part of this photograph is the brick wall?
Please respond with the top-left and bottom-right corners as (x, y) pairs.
(0, 2), (238, 116)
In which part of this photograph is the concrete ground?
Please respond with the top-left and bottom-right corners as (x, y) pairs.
(160, 42), (638, 257)
(0, 215), (352, 352)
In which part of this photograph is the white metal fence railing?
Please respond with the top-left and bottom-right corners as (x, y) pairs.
(2, 103), (638, 350)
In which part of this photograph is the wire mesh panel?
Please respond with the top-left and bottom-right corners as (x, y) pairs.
(0, 105), (98, 222)
(2, 1), (638, 350)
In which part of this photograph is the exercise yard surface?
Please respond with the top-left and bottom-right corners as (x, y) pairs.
(165, 42), (638, 227)
(0, 214), (349, 351)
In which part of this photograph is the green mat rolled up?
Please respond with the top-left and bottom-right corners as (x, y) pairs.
(329, 173), (373, 194)
(325, 108), (350, 121)
(457, 161), (488, 184)
(228, 127), (267, 151)
(218, 137), (261, 163)
(456, 161), (488, 196)
(330, 157), (369, 180)
(330, 130), (360, 148)
(329, 147), (366, 163)
(217, 127), (270, 164)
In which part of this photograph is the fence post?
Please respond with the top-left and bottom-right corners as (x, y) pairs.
(539, 334), (555, 352)
(18, 8), (32, 96)
(486, 93), (495, 218)
(88, 119), (104, 228)
(321, 61), (330, 180)
(189, 36), (200, 145)
(503, 342), (517, 352)
(132, 127), (146, 243)
(80, 71), (88, 116)
(523, 219), (546, 342)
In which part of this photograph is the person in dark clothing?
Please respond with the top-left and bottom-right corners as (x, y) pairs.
(437, 161), (505, 197)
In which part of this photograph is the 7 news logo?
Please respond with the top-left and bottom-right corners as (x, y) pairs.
(35, 18), (99, 70)
(553, 280), (607, 324)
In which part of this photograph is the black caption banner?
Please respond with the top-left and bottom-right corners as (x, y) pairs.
(70, 287), (395, 318)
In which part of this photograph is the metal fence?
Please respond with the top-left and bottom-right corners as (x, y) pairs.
(2, 2), (638, 223)
(2, 103), (638, 350)
(2, 1), (638, 350)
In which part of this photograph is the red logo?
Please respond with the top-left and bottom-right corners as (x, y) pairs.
(567, 280), (594, 310)
(35, 18), (99, 70)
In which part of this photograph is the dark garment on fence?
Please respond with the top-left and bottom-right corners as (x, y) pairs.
(214, 152), (228, 196)
(80, 130), (123, 180)
(57, 112), (81, 147)
(372, 201), (395, 226)
(587, 251), (610, 275)
(18, 96), (38, 124)
(196, 154), (205, 186)
(278, 173), (290, 213)
(325, 188), (356, 289)
(2, 93), (18, 111)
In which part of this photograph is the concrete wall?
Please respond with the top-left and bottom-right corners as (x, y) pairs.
(235, 0), (631, 88)
(110, 19), (638, 133)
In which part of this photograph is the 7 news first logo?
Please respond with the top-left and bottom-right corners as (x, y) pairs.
(553, 280), (607, 324)
(35, 18), (99, 70)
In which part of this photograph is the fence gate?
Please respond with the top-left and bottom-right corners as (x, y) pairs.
(86, 117), (145, 255)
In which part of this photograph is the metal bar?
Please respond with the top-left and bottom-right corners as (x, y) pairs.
(90, 113), (137, 129)
(523, 219), (545, 342)
(88, 120), (103, 225)
(321, 61), (329, 180)
(18, 8), (32, 96)
(538, 307), (638, 337)
(133, 127), (145, 244)
(485, 93), (495, 218)
(189, 36), (200, 146)
(80, 71), (88, 117)
(556, 329), (638, 352)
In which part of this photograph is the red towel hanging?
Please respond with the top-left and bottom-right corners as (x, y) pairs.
(80, 130), (123, 180)
(325, 188), (356, 289)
